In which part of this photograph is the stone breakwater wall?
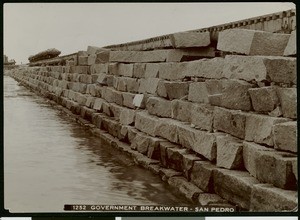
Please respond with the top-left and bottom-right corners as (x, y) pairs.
(7, 28), (297, 211)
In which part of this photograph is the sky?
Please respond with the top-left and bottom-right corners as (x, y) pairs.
(3, 2), (296, 64)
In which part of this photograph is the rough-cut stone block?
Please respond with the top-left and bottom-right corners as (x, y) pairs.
(248, 86), (279, 112)
(213, 169), (260, 210)
(170, 31), (210, 48)
(182, 153), (202, 180)
(110, 50), (169, 63)
(250, 184), (298, 211)
(109, 103), (122, 118)
(133, 94), (146, 108)
(102, 87), (116, 103)
(188, 82), (209, 103)
(119, 108), (136, 125)
(276, 88), (296, 119)
(88, 54), (96, 65)
(95, 50), (110, 63)
(108, 63), (119, 75)
(146, 97), (172, 118)
(166, 147), (188, 171)
(156, 118), (181, 143)
(217, 29), (290, 56)
(171, 100), (192, 123)
(177, 123), (217, 161)
(245, 113), (289, 146)
(138, 78), (161, 94)
(133, 63), (146, 78)
(87, 46), (106, 55)
(168, 176), (202, 203)
(91, 63), (108, 75)
(255, 151), (297, 190)
(96, 73), (110, 86)
(216, 135), (243, 170)
(93, 98), (103, 111)
(131, 132), (149, 154)
(85, 96), (96, 108)
(273, 121), (297, 153)
(223, 55), (296, 84)
(284, 30), (296, 56)
(198, 193), (228, 206)
(159, 142), (177, 167)
(159, 58), (224, 80)
(242, 141), (274, 178)
(210, 79), (253, 111)
(118, 64), (134, 77)
(157, 81), (167, 98)
(122, 92), (135, 109)
(159, 168), (182, 179)
(190, 161), (216, 192)
(134, 111), (161, 137)
(147, 137), (166, 160)
(190, 103), (214, 132)
(213, 107), (247, 139)
(164, 81), (189, 100)
(78, 56), (88, 65)
(144, 63), (159, 78)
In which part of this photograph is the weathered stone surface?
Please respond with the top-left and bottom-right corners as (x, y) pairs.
(159, 168), (182, 179)
(190, 161), (216, 192)
(146, 97), (172, 118)
(213, 169), (260, 210)
(110, 49), (215, 63)
(134, 111), (161, 137)
(168, 176), (202, 203)
(159, 58), (224, 80)
(147, 137), (166, 160)
(133, 63), (146, 78)
(156, 118), (181, 143)
(122, 92), (136, 109)
(95, 50), (110, 63)
(88, 54), (96, 65)
(159, 141), (177, 167)
(182, 153), (202, 180)
(198, 193), (228, 206)
(216, 135), (243, 170)
(90, 63), (108, 74)
(188, 82), (209, 103)
(170, 31), (210, 48)
(108, 63), (119, 75)
(109, 103), (122, 118)
(127, 126), (139, 143)
(212, 79), (253, 111)
(78, 56), (88, 65)
(109, 50), (170, 63)
(171, 100), (192, 123)
(118, 64), (134, 77)
(292, 159), (297, 181)
(87, 46), (106, 55)
(102, 87), (123, 106)
(250, 184), (298, 211)
(157, 80), (168, 98)
(223, 55), (296, 84)
(243, 141), (274, 178)
(102, 101), (111, 117)
(276, 87), (296, 119)
(273, 121), (297, 153)
(245, 113), (289, 146)
(217, 29), (290, 56)
(144, 63), (159, 78)
(213, 107), (247, 139)
(255, 151), (297, 190)
(284, 30), (296, 56)
(119, 108), (136, 125)
(85, 96), (96, 108)
(96, 73), (110, 85)
(131, 132), (150, 154)
(166, 146), (188, 171)
(248, 86), (279, 112)
(138, 78), (161, 94)
(190, 103), (214, 132)
(177, 123), (217, 161)
(164, 81), (189, 100)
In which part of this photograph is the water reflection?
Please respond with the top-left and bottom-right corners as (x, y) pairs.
(4, 76), (190, 213)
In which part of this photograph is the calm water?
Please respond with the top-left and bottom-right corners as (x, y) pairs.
(4, 76), (189, 213)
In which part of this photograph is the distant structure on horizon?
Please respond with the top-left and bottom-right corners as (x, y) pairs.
(4, 54), (17, 70)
